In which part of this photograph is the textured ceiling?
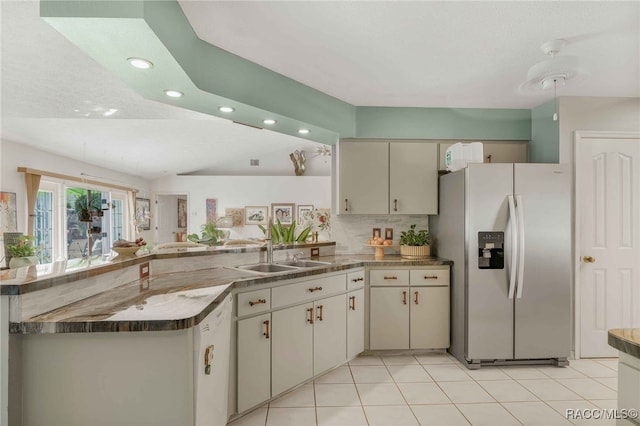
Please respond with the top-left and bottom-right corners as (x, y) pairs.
(181, 1), (640, 109)
(1, 1), (639, 179)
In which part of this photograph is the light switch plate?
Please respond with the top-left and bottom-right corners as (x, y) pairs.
(310, 247), (320, 258)
(139, 262), (150, 279)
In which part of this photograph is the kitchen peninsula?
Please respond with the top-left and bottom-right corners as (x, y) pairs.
(608, 329), (640, 425)
(1, 243), (451, 426)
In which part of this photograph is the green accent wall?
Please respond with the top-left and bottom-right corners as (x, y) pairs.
(41, 0), (534, 144)
(530, 100), (560, 163)
(356, 107), (531, 140)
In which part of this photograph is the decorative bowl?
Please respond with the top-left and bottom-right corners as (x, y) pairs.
(112, 246), (140, 257)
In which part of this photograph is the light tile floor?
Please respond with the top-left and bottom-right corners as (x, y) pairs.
(229, 353), (619, 426)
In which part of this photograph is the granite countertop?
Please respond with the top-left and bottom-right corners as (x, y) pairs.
(0, 241), (337, 296)
(608, 328), (640, 358)
(9, 255), (452, 335)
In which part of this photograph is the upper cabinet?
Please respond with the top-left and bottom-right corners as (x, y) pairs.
(438, 141), (529, 170)
(338, 140), (438, 215)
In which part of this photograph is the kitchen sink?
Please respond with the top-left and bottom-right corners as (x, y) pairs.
(275, 260), (331, 268)
(235, 263), (299, 273)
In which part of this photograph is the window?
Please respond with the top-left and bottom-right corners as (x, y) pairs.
(33, 180), (132, 262)
(34, 190), (53, 263)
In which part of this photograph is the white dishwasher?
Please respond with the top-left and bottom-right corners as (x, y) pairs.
(194, 294), (232, 426)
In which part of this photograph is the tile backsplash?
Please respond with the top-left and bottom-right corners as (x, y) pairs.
(330, 215), (430, 254)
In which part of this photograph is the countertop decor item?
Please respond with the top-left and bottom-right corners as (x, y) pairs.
(365, 243), (397, 260)
(399, 224), (431, 258)
(7, 235), (40, 268)
(187, 221), (226, 246)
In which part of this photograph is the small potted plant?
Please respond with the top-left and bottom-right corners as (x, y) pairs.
(74, 192), (103, 222)
(399, 224), (432, 258)
(7, 235), (40, 268)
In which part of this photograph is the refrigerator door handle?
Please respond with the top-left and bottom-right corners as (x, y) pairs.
(507, 195), (518, 300)
(516, 194), (525, 299)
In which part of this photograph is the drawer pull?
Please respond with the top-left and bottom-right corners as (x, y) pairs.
(316, 305), (324, 321)
(423, 275), (438, 280)
(263, 320), (270, 339)
(351, 277), (364, 282)
(384, 276), (398, 280)
(402, 290), (407, 305)
(249, 298), (267, 306)
(308, 286), (323, 293)
(349, 295), (356, 310)
(414, 291), (419, 305)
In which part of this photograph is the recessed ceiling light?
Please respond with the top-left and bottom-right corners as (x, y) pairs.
(263, 119), (277, 125)
(298, 129), (310, 135)
(127, 57), (153, 69)
(219, 106), (235, 113)
(164, 90), (184, 98)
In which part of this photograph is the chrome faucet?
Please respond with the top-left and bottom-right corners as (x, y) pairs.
(266, 218), (273, 264)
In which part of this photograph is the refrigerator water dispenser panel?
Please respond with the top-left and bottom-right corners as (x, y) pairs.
(478, 232), (504, 269)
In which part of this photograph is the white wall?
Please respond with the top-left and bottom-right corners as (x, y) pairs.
(151, 175), (332, 241)
(559, 97), (640, 164)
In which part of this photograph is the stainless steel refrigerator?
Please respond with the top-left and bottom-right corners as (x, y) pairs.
(431, 163), (571, 369)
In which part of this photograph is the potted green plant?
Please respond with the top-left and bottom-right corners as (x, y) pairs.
(74, 192), (102, 222)
(187, 221), (227, 246)
(7, 235), (40, 268)
(399, 224), (432, 258)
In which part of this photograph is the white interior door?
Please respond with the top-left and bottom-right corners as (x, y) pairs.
(577, 133), (640, 358)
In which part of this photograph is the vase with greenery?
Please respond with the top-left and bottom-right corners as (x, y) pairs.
(258, 219), (312, 244)
(399, 224), (432, 258)
(7, 235), (40, 268)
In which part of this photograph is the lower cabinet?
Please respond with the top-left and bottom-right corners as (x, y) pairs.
(237, 313), (271, 413)
(369, 267), (450, 350)
(370, 287), (409, 349)
(271, 303), (313, 395)
(272, 293), (347, 395)
(236, 270), (360, 414)
(347, 288), (365, 360)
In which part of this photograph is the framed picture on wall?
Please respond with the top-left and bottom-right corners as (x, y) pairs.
(177, 198), (187, 228)
(297, 204), (314, 224)
(0, 191), (18, 234)
(135, 197), (151, 230)
(271, 203), (295, 226)
(245, 206), (268, 225)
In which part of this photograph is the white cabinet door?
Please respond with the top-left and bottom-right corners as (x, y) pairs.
(347, 289), (365, 360)
(271, 303), (313, 396)
(338, 141), (389, 214)
(237, 313), (271, 413)
(390, 142), (438, 214)
(370, 287), (410, 350)
(410, 286), (450, 349)
(313, 294), (347, 375)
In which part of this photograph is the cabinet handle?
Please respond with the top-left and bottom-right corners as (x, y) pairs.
(394, 199), (398, 212)
(423, 275), (438, 280)
(263, 320), (270, 339)
(384, 276), (398, 280)
(414, 291), (419, 305)
(349, 295), (356, 310)
(351, 277), (364, 282)
(402, 290), (407, 305)
(249, 298), (267, 306)
(344, 198), (348, 212)
(307, 308), (314, 324)
(308, 286), (323, 293)
(317, 305), (324, 321)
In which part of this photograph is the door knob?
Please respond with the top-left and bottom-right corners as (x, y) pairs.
(583, 256), (596, 263)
